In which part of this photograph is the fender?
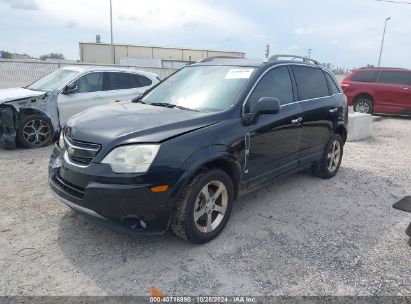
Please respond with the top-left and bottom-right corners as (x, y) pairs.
(169, 144), (242, 202)
(0, 92), (61, 148)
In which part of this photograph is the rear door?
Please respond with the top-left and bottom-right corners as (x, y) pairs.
(374, 71), (411, 114)
(292, 65), (341, 164)
(244, 65), (303, 183)
(57, 72), (106, 124)
(104, 72), (154, 102)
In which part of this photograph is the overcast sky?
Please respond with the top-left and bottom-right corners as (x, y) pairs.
(0, 0), (410, 69)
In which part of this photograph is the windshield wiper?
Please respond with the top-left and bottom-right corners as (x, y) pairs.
(149, 102), (199, 112)
(131, 96), (145, 103)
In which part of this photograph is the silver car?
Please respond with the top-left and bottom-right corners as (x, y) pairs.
(0, 66), (159, 148)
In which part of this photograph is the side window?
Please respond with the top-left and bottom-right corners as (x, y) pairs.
(378, 71), (411, 85)
(351, 70), (379, 82)
(107, 72), (131, 90)
(293, 66), (329, 100)
(130, 74), (152, 88)
(73, 72), (103, 93)
(248, 66), (294, 111)
(324, 72), (341, 94)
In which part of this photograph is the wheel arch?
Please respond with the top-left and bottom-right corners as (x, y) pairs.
(19, 108), (50, 119)
(335, 125), (347, 143)
(170, 146), (242, 203)
(353, 93), (374, 104)
(199, 158), (241, 200)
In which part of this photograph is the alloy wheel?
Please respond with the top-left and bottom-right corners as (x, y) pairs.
(193, 180), (228, 233)
(355, 101), (370, 113)
(23, 119), (51, 146)
(327, 139), (341, 172)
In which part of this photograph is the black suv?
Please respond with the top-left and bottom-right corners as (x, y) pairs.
(49, 55), (347, 243)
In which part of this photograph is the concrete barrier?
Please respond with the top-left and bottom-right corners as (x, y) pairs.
(347, 107), (372, 141)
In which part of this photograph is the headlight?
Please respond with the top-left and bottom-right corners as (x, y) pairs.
(59, 133), (65, 149)
(101, 144), (160, 173)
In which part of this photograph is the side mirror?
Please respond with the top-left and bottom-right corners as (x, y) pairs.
(249, 97), (281, 123)
(62, 84), (77, 95)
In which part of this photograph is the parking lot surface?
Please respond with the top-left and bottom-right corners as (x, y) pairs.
(1, 117), (410, 296)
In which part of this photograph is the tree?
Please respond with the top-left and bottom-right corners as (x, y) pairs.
(39, 53), (65, 60)
(1, 50), (12, 59)
(366, 64), (375, 68)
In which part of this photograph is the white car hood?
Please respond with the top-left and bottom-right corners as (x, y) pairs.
(0, 87), (46, 104)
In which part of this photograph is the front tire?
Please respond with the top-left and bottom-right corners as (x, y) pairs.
(171, 169), (234, 244)
(312, 134), (344, 179)
(16, 115), (53, 148)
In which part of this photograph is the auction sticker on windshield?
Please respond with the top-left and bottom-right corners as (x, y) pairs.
(225, 68), (254, 79)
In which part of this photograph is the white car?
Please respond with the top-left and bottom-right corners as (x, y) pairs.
(0, 66), (160, 148)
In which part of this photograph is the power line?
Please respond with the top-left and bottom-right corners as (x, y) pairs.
(375, 0), (411, 4)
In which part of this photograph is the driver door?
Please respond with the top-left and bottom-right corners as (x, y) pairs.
(244, 66), (303, 184)
(57, 72), (107, 124)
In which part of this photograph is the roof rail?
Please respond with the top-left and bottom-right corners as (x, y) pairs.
(265, 54), (320, 66)
(197, 56), (244, 63)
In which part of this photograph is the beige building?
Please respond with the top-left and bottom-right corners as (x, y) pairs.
(79, 42), (245, 68)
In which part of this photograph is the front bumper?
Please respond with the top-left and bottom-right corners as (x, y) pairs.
(49, 144), (173, 234)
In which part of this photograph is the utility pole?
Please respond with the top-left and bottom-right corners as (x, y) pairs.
(265, 44), (270, 59)
(110, 0), (115, 64)
(308, 49), (312, 59)
(378, 17), (391, 67)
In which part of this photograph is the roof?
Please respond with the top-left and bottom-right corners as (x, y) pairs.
(60, 65), (159, 77)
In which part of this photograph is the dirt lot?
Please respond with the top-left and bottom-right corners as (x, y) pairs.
(1, 117), (410, 296)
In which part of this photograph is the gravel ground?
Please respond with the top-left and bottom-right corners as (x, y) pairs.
(0, 116), (410, 296)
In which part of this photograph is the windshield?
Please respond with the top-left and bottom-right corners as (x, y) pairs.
(27, 69), (79, 92)
(142, 65), (254, 112)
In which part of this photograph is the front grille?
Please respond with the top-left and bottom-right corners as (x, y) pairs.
(53, 172), (85, 199)
(64, 136), (101, 166)
(70, 155), (93, 165)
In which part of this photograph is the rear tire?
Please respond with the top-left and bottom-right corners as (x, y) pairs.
(16, 114), (53, 149)
(312, 134), (344, 179)
(171, 168), (234, 244)
(353, 98), (373, 114)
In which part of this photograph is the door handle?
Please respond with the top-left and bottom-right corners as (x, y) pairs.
(403, 87), (409, 90)
(291, 117), (303, 124)
(329, 108), (338, 113)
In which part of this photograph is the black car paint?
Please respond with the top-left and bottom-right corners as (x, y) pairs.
(49, 60), (347, 234)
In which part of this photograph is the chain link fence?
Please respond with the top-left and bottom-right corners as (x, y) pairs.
(0, 59), (177, 89)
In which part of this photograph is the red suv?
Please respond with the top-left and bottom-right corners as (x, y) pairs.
(341, 68), (411, 115)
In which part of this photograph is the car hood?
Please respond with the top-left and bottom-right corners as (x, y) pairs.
(66, 102), (217, 145)
(0, 87), (46, 104)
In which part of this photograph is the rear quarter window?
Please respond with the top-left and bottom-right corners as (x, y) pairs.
(351, 70), (379, 82)
(324, 72), (341, 94)
(130, 74), (153, 88)
(292, 66), (329, 100)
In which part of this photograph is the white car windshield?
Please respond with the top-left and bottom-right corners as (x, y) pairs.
(27, 69), (79, 92)
(141, 65), (254, 112)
